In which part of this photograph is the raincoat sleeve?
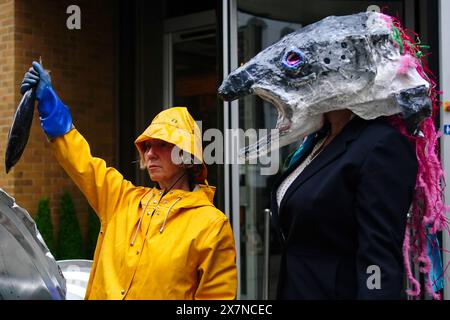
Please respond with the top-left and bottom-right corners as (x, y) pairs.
(50, 129), (134, 224)
(355, 130), (417, 299)
(195, 216), (238, 300)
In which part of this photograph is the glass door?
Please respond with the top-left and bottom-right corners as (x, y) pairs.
(163, 11), (223, 207)
(235, 8), (303, 301)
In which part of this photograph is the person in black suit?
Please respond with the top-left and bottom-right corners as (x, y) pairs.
(271, 109), (418, 299)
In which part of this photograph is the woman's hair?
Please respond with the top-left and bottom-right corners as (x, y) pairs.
(386, 15), (449, 300)
(180, 163), (204, 189)
(139, 156), (146, 171)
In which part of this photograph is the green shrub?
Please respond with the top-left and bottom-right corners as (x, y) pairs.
(86, 206), (101, 259)
(35, 197), (55, 253)
(57, 191), (83, 260)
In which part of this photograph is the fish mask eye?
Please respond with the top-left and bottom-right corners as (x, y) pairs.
(282, 48), (306, 74)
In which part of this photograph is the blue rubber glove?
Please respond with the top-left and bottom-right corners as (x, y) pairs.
(20, 61), (73, 139)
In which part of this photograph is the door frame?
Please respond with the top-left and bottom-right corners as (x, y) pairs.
(222, 0), (242, 299)
(163, 10), (217, 108)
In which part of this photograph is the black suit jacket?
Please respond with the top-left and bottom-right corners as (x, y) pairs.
(270, 116), (418, 300)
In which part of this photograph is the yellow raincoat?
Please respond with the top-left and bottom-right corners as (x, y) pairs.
(50, 108), (237, 300)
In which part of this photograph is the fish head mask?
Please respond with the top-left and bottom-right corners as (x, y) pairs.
(218, 12), (432, 160)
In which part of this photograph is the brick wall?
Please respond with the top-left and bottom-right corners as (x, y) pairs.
(0, 0), (15, 193)
(0, 0), (117, 246)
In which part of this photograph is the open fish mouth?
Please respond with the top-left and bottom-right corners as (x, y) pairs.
(238, 125), (283, 161)
(239, 88), (293, 161)
(220, 92), (294, 161)
(218, 76), (324, 162)
(218, 71), (294, 161)
(255, 88), (293, 126)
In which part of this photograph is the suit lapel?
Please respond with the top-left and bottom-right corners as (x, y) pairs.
(278, 117), (368, 227)
(270, 141), (317, 246)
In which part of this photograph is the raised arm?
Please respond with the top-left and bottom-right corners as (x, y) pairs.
(21, 62), (136, 224)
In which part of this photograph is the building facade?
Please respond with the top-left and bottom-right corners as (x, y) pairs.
(0, 0), (116, 249)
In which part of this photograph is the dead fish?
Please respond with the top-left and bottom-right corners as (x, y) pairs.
(5, 88), (36, 173)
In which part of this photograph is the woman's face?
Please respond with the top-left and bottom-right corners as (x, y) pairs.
(142, 138), (186, 188)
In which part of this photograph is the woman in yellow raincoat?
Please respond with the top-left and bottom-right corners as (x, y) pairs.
(20, 61), (237, 300)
